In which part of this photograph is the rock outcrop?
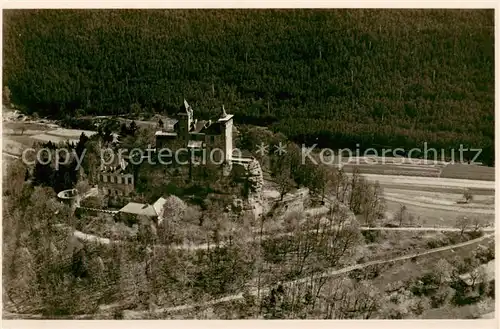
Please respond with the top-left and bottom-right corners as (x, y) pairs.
(245, 159), (264, 220)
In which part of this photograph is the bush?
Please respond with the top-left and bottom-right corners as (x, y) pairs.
(430, 286), (452, 308)
(410, 272), (440, 297)
(474, 242), (494, 263)
(362, 230), (381, 243)
(80, 195), (104, 209)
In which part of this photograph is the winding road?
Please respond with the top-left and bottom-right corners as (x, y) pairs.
(71, 225), (494, 251)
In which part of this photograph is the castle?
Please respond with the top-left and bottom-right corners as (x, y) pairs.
(155, 100), (253, 172)
(72, 100), (264, 228)
(96, 100), (254, 201)
(97, 156), (135, 197)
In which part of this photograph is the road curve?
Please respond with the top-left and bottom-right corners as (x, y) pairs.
(72, 225), (494, 251)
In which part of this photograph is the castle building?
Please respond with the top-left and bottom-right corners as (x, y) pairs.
(155, 100), (236, 171)
(116, 196), (166, 229)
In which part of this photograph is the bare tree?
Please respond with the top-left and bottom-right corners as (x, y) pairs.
(75, 180), (91, 195)
(360, 181), (385, 227)
(463, 189), (473, 203)
(348, 167), (362, 213)
(276, 164), (294, 201)
(472, 217), (485, 232)
(455, 216), (471, 236)
(338, 169), (350, 203)
(394, 204), (407, 227)
(322, 279), (382, 319)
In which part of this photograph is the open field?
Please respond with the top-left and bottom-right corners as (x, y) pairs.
(384, 189), (494, 212)
(3, 121), (54, 132)
(337, 155), (446, 178)
(440, 163), (495, 181)
(29, 127), (102, 145)
(30, 133), (80, 145)
(342, 163), (442, 177)
(328, 155), (494, 182)
(3, 138), (26, 157)
(3, 119), (100, 151)
(339, 163), (495, 228)
(385, 188), (494, 207)
(350, 173), (494, 228)
(385, 200), (495, 228)
(359, 174), (495, 191)
(45, 128), (98, 138)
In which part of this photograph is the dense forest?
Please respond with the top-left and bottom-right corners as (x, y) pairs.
(2, 9), (495, 164)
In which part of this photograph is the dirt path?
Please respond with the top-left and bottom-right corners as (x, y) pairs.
(360, 226), (494, 232)
(71, 225), (494, 251)
(2, 152), (20, 159)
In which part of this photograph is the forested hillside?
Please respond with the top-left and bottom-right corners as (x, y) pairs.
(3, 9), (494, 164)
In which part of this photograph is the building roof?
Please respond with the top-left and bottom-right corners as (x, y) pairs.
(192, 120), (208, 133)
(232, 149), (254, 159)
(164, 119), (178, 131)
(119, 202), (158, 217)
(459, 259), (495, 286)
(101, 155), (128, 173)
(155, 131), (178, 137)
(218, 114), (234, 123)
(119, 197), (173, 219)
(152, 197), (167, 218)
(203, 122), (222, 135)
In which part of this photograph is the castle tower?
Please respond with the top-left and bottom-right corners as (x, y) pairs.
(57, 188), (81, 212)
(177, 99), (194, 140)
(218, 105), (234, 163)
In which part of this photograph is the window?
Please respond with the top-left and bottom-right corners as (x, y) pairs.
(210, 136), (215, 143)
(107, 189), (111, 195)
(103, 175), (108, 183)
(117, 176), (121, 184)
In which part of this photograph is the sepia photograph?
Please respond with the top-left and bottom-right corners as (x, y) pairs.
(1, 8), (496, 321)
